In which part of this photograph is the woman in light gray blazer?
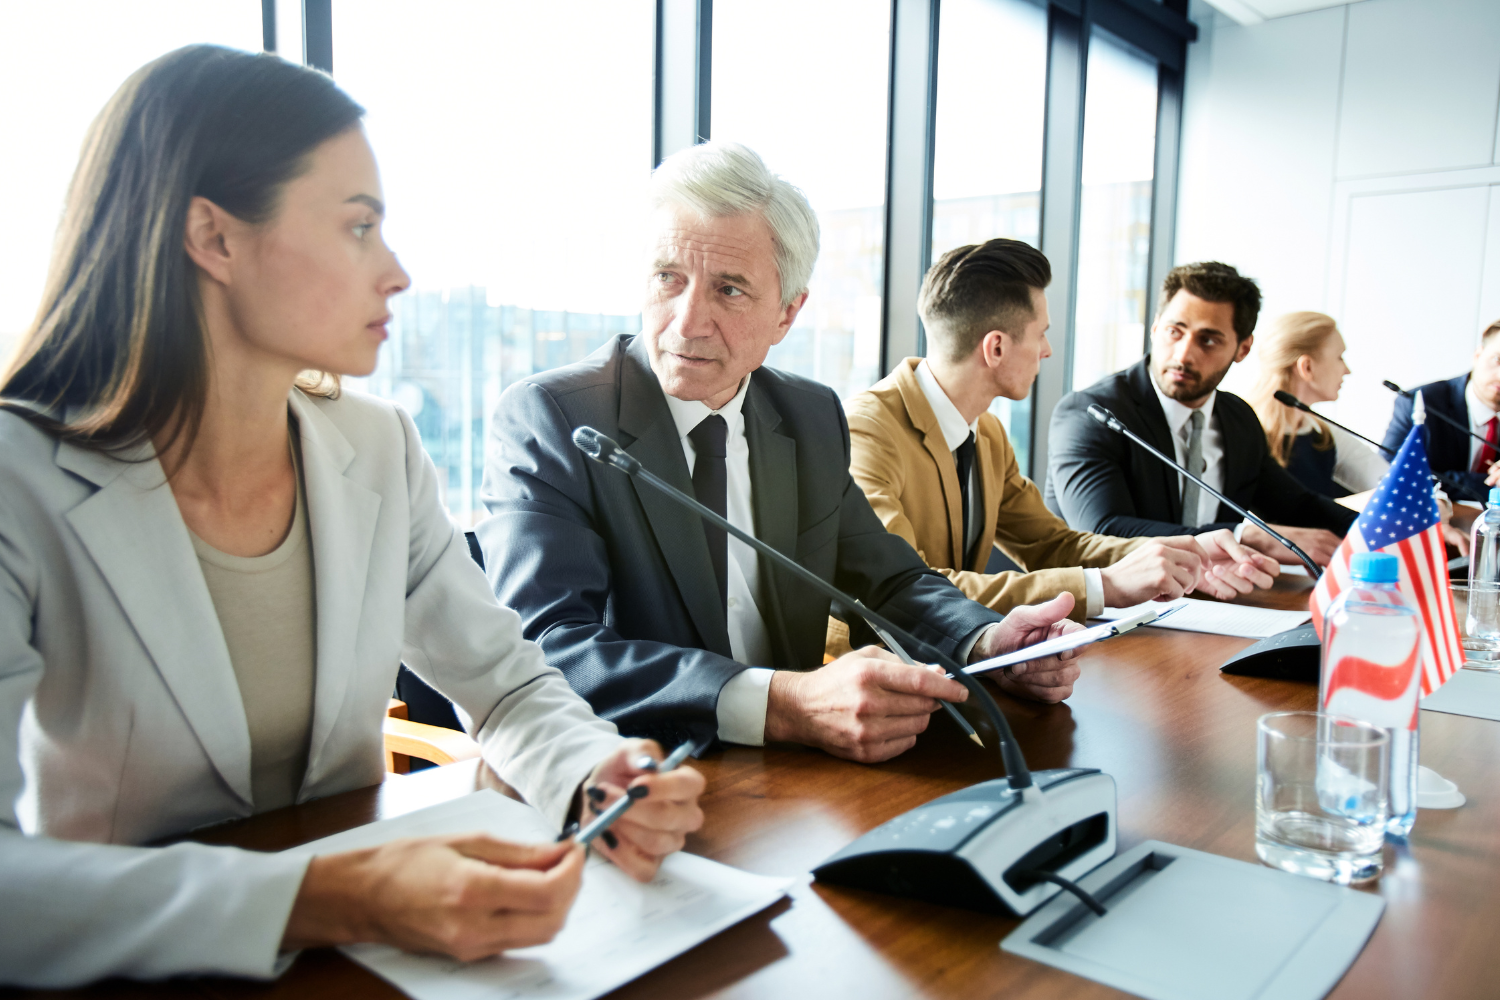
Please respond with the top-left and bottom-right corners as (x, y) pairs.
(0, 46), (704, 988)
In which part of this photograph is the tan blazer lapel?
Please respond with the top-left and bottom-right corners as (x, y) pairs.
(57, 441), (254, 806)
(973, 417), (1003, 572)
(290, 392), (382, 790)
(892, 361), (965, 568)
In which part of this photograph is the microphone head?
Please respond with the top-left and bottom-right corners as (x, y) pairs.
(1273, 390), (1309, 411)
(1086, 404), (1123, 431)
(571, 425), (605, 461)
(1382, 380), (1409, 397)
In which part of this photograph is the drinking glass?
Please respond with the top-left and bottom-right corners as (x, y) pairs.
(1256, 712), (1389, 885)
(1452, 582), (1500, 670)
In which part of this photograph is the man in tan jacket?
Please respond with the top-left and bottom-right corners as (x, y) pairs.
(831, 239), (1276, 654)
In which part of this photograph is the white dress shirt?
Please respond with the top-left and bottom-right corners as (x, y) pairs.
(915, 360), (1105, 616)
(662, 376), (776, 746)
(1465, 381), (1499, 469)
(1148, 376), (1226, 528)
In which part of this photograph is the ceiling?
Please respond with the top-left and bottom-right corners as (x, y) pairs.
(1199, 0), (1365, 26)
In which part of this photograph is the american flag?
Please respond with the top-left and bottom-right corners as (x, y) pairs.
(1310, 422), (1463, 698)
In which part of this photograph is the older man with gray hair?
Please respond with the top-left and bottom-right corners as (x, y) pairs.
(478, 142), (1084, 764)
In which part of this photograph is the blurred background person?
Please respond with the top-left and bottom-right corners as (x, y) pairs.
(1245, 311), (1387, 499)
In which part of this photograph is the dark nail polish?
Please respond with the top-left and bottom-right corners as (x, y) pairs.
(586, 785), (606, 803)
(628, 785), (649, 799)
(601, 830), (618, 849)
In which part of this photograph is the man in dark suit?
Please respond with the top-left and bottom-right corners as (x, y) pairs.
(1045, 262), (1356, 566)
(1382, 319), (1500, 503)
(478, 142), (1084, 763)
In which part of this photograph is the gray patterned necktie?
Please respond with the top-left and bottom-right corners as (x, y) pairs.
(1179, 409), (1206, 526)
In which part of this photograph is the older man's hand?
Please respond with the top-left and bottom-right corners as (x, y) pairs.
(1159, 529), (1279, 599)
(969, 593), (1083, 703)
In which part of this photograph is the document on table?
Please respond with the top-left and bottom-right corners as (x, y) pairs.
(1094, 597), (1312, 639)
(286, 791), (793, 1000)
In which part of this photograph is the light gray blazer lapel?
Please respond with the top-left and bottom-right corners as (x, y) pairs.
(289, 392), (382, 790)
(57, 441), (254, 805)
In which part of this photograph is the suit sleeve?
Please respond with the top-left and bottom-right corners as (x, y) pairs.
(1047, 390), (1205, 537)
(1382, 392), (1415, 456)
(827, 402), (1004, 657)
(0, 494), (308, 986)
(395, 406), (624, 827)
(1248, 451), (1358, 535)
(477, 382), (742, 750)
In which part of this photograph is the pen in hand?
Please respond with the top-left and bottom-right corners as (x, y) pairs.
(558, 739), (700, 846)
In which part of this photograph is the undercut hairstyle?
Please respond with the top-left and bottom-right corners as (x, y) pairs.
(649, 141), (820, 309)
(918, 239), (1052, 363)
(1, 45), (363, 460)
(1156, 261), (1262, 341)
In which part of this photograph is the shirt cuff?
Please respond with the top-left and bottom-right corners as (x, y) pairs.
(959, 622), (1003, 664)
(1234, 519), (1249, 543)
(716, 667), (775, 746)
(1083, 568), (1104, 618)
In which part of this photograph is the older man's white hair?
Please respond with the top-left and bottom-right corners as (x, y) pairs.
(650, 142), (820, 309)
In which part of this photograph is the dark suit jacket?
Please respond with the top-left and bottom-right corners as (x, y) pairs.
(1043, 357), (1358, 538)
(1382, 373), (1487, 503)
(477, 335), (1004, 748)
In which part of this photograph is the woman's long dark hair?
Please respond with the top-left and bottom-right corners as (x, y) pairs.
(0, 45), (365, 460)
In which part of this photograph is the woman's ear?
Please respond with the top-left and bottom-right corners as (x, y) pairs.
(1294, 354), (1314, 382)
(182, 196), (238, 286)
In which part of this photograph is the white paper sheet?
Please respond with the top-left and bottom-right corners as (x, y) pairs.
(1421, 666), (1500, 721)
(1094, 598), (1312, 639)
(286, 791), (793, 1000)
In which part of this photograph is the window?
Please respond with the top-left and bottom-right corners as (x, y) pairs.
(333, 0), (655, 523)
(1070, 30), (1159, 393)
(930, 0), (1049, 473)
(711, 0), (892, 402)
(0, 2), (262, 370)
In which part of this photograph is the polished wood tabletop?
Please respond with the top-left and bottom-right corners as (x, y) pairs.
(20, 574), (1500, 1000)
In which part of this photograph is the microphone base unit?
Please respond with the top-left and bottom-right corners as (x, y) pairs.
(813, 768), (1117, 916)
(1218, 623), (1321, 682)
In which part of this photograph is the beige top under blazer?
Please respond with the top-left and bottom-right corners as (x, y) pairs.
(0, 389), (623, 988)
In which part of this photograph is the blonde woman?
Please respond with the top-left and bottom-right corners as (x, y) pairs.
(1246, 311), (1387, 498)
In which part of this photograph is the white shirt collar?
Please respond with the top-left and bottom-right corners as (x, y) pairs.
(914, 359), (979, 453)
(1148, 370), (1216, 439)
(662, 373), (752, 442)
(1465, 379), (1498, 430)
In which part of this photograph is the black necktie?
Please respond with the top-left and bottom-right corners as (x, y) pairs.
(954, 431), (976, 566)
(689, 414), (729, 611)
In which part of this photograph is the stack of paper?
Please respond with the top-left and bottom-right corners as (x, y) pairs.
(1095, 598), (1312, 639)
(287, 791), (792, 1000)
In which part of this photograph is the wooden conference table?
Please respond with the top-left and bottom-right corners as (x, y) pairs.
(20, 573), (1500, 1000)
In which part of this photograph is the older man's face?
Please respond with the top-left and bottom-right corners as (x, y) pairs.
(643, 203), (807, 410)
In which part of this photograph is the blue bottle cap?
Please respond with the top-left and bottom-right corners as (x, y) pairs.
(1350, 551), (1399, 583)
(1490, 486), (1500, 506)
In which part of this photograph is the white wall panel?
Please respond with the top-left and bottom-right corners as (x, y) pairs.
(1336, 0), (1500, 179)
(1334, 185), (1490, 441)
(1481, 191), (1500, 332)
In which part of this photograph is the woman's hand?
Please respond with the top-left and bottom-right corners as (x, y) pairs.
(579, 739), (706, 882)
(283, 834), (585, 961)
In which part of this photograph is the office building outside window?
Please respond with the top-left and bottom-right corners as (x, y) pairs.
(0, 2), (262, 372)
(930, 0), (1049, 474)
(711, 0), (891, 403)
(333, 0), (654, 524)
(1070, 30), (1159, 394)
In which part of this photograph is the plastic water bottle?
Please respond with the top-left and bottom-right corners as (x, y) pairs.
(1466, 486), (1500, 663)
(1319, 552), (1421, 840)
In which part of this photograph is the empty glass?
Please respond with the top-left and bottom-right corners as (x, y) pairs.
(1256, 712), (1389, 886)
(1452, 582), (1500, 669)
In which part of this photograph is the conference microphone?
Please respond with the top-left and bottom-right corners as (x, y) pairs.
(1275, 389), (1480, 502)
(1085, 404), (1323, 578)
(570, 424), (1119, 917)
(1383, 380), (1492, 447)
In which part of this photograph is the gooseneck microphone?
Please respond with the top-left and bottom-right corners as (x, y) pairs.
(1383, 380), (1492, 447)
(1273, 390), (1394, 457)
(1275, 389), (1478, 501)
(570, 425), (1039, 789)
(1085, 404), (1323, 578)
